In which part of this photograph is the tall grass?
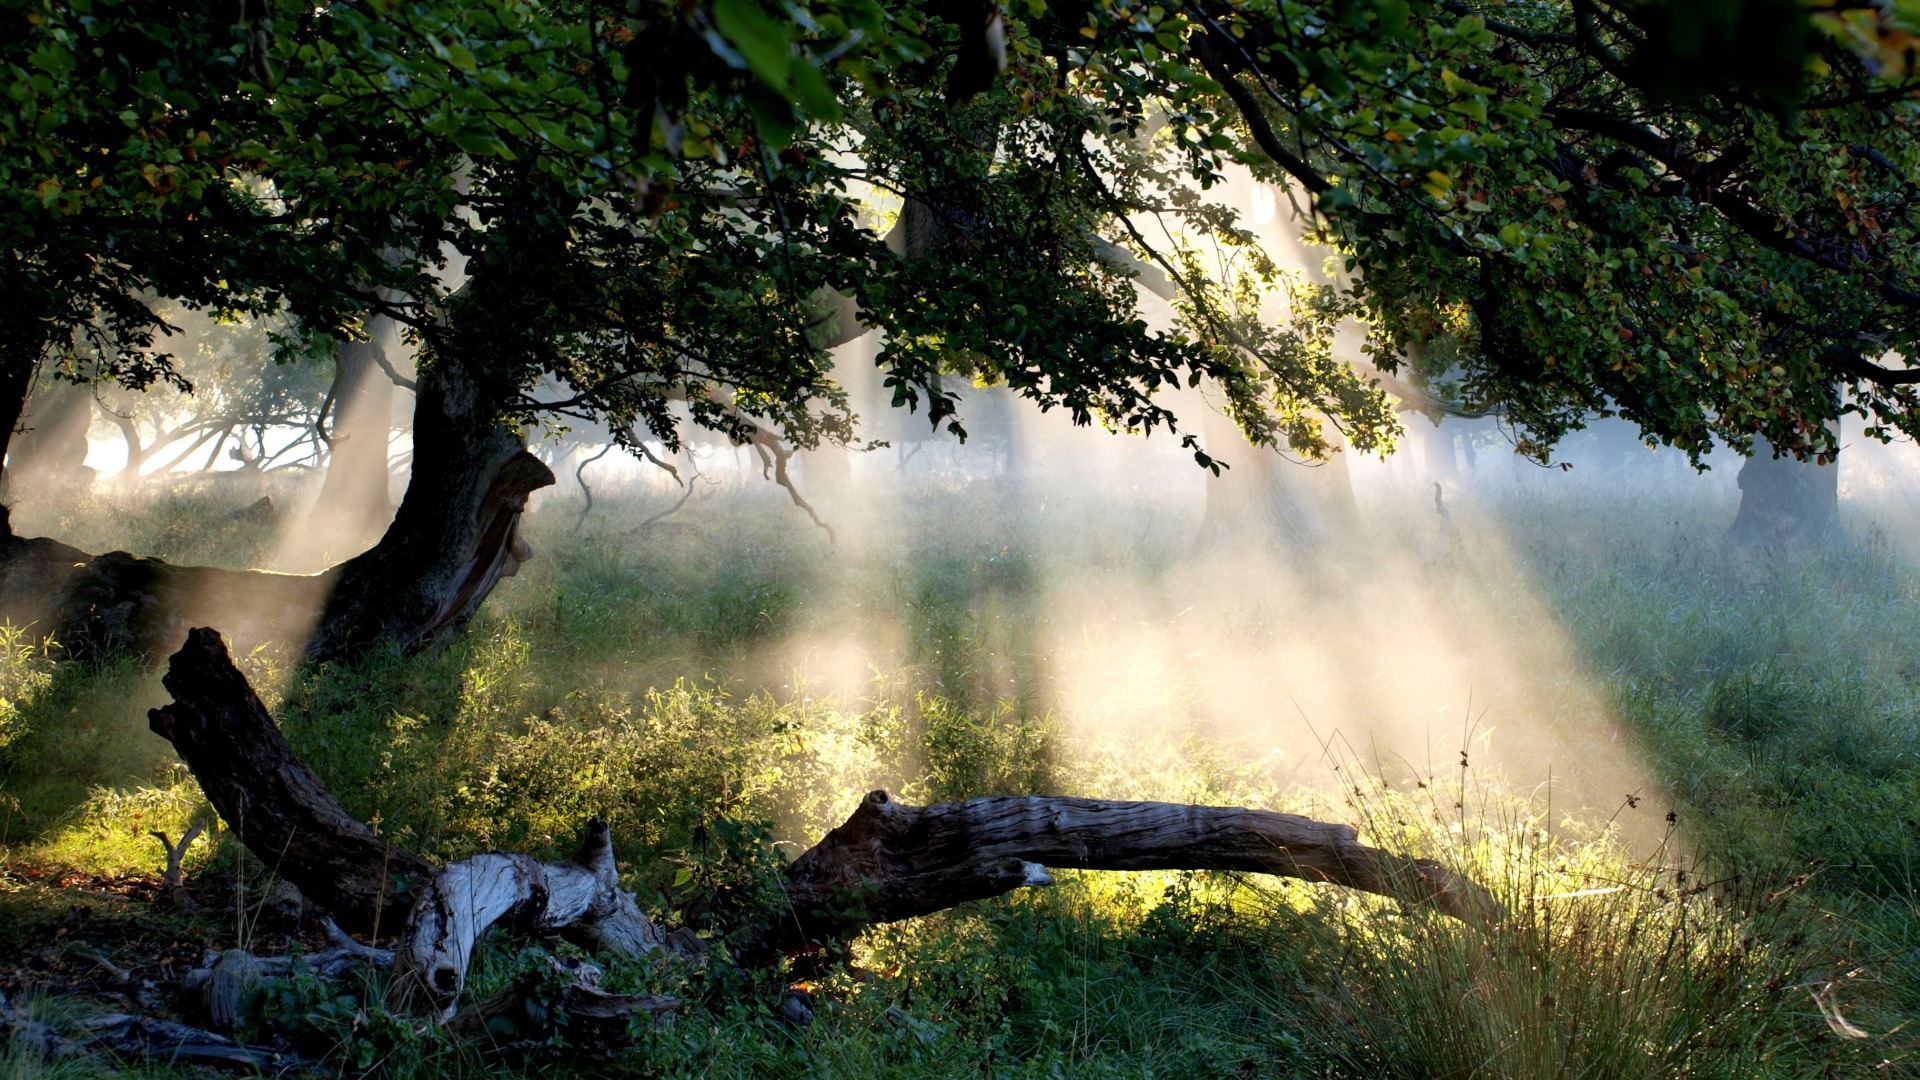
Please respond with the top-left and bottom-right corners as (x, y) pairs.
(0, 476), (1911, 1075)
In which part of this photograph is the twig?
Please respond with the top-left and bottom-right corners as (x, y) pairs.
(571, 443), (615, 533)
(151, 820), (208, 911)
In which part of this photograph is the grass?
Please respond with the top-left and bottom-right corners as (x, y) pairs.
(0, 466), (1914, 1076)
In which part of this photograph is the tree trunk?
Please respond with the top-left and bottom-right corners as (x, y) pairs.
(308, 322), (402, 549)
(1728, 437), (1839, 547)
(98, 399), (147, 479)
(151, 630), (1500, 987)
(147, 628), (435, 934)
(1195, 403), (1355, 552)
(9, 381), (96, 494)
(1405, 415), (1459, 485)
(0, 347), (547, 663)
(303, 351), (553, 664)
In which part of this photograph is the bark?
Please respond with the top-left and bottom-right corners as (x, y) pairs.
(153, 629), (1500, 1000)
(304, 353), (553, 664)
(308, 322), (402, 548)
(744, 788), (1501, 961)
(147, 627), (435, 934)
(1729, 437), (1839, 547)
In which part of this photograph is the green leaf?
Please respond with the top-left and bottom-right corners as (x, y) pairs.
(713, 0), (795, 92)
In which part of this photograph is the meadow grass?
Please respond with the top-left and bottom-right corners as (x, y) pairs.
(0, 470), (1911, 1076)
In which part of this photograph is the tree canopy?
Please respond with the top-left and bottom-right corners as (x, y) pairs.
(9, 0), (1920, 474)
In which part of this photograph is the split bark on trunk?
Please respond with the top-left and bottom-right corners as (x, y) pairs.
(304, 353), (553, 664)
(1729, 437), (1839, 547)
(151, 629), (1501, 1012)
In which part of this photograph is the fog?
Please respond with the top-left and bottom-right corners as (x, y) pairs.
(15, 169), (1919, 856)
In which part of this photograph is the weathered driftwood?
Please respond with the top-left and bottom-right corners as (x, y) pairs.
(443, 956), (678, 1055)
(399, 817), (668, 1008)
(0, 991), (306, 1073)
(181, 919), (395, 1030)
(153, 629), (1499, 1016)
(147, 628), (436, 935)
(745, 789), (1502, 959)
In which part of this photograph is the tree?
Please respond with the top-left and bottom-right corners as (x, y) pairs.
(8, 0), (1920, 661)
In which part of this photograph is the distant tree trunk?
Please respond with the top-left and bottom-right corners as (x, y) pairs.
(9, 381), (95, 493)
(1729, 437), (1839, 546)
(1405, 415), (1458, 484)
(304, 347), (552, 664)
(98, 400), (146, 478)
(308, 321), (401, 546)
(1195, 402), (1354, 552)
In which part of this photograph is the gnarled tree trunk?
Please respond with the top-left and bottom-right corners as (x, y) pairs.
(0, 344), (549, 662)
(304, 351), (552, 663)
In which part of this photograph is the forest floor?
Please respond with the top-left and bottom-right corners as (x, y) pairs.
(0, 463), (1916, 1077)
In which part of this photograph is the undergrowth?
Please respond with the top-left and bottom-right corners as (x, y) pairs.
(0, 478), (1910, 1076)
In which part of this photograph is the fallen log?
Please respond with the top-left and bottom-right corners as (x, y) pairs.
(398, 817), (670, 1008)
(181, 920), (394, 1031)
(0, 992), (309, 1074)
(148, 627), (435, 935)
(150, 628), (1500, 1015)
(0, 505), (333, 661)
(443, 955), (678, 1056)
(741, 788), (1502, 960)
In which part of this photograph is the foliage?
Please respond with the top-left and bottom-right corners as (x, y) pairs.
(19, 0), (1920, 481)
